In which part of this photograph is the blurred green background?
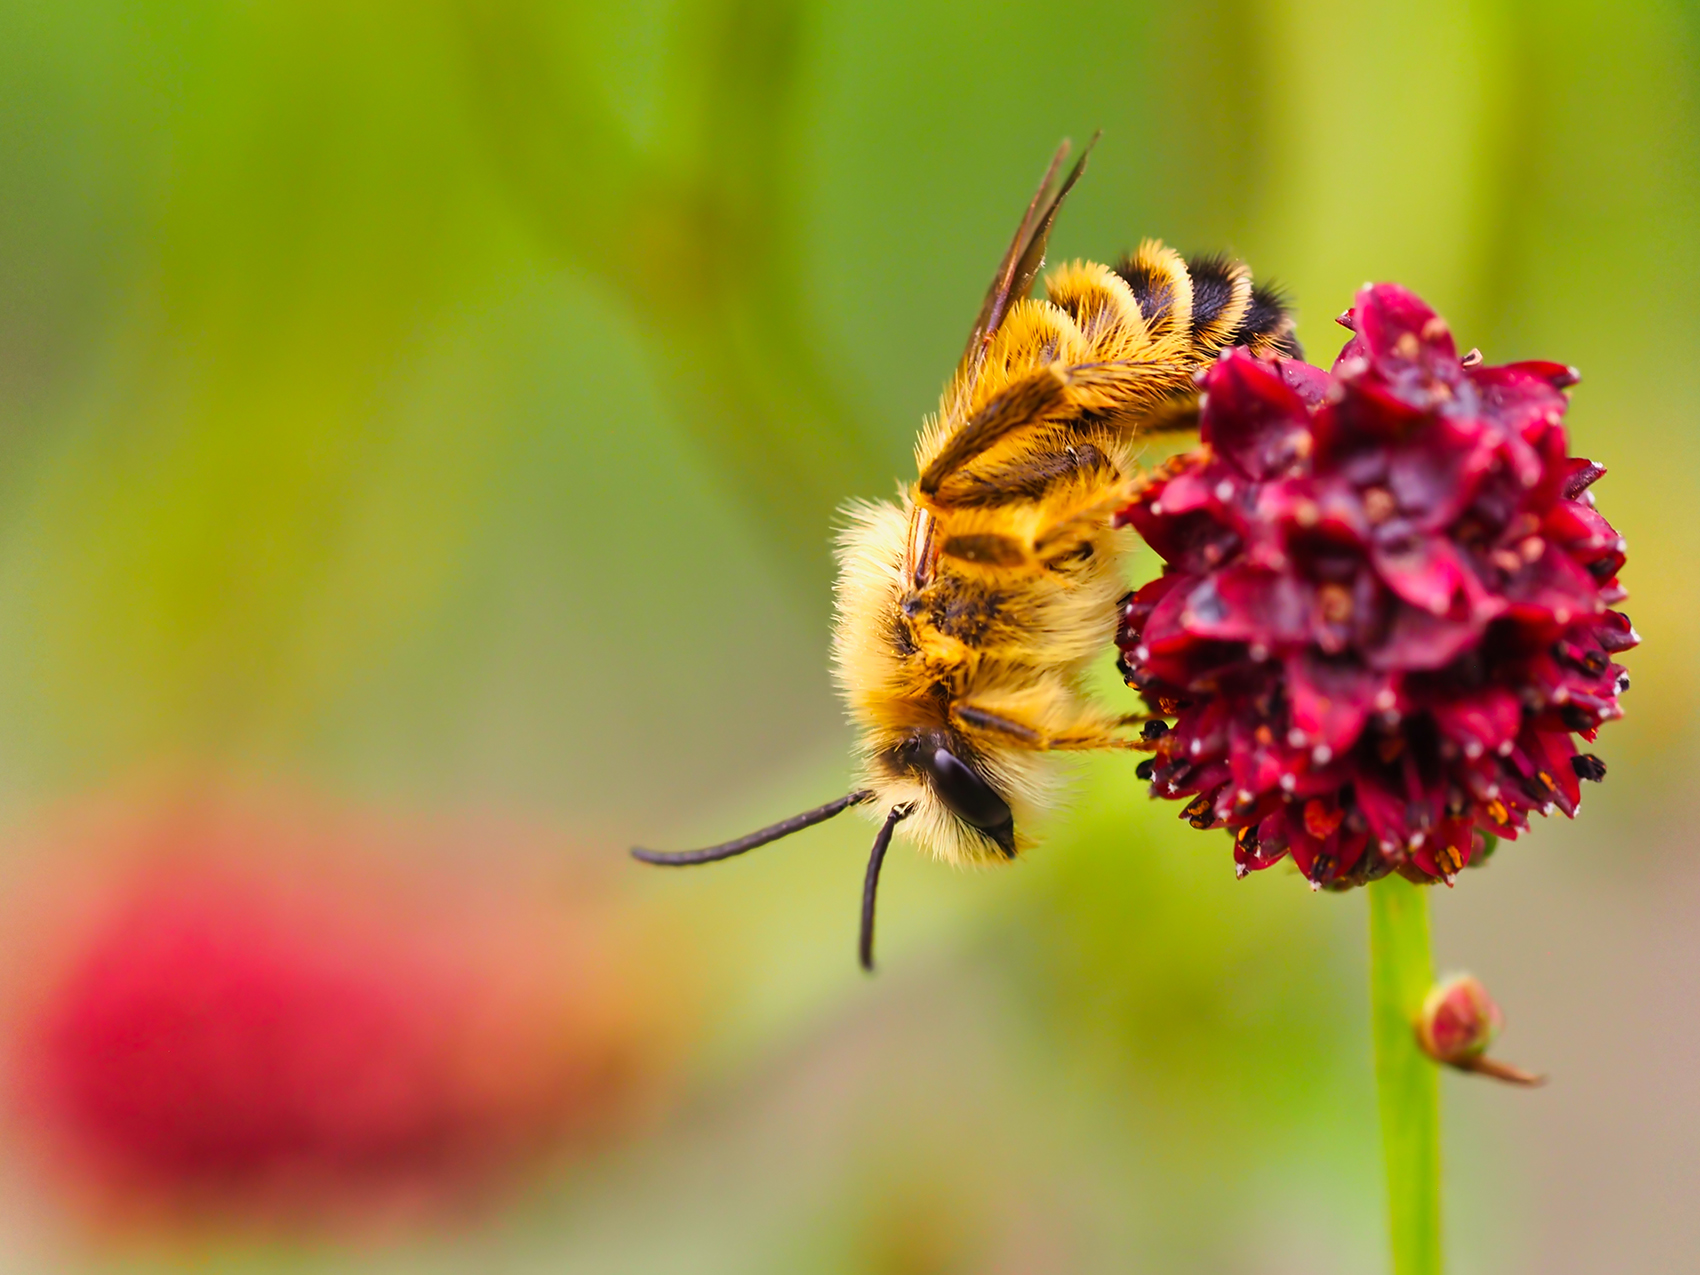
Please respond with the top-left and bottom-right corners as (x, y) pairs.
(0, 0), (1694, 1270)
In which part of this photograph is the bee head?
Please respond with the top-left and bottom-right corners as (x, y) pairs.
(893, 729), (1016, 856)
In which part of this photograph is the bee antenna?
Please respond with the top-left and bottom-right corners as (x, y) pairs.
(631, 790), (875, 866)
(859, 802), (914, 973)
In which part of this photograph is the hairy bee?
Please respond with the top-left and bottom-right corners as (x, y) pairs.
(635, 138), (1299, 968)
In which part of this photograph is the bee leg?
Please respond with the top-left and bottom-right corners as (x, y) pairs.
(953, 703), (1042, 744)
(1114, 711), (1167, 729)
(919, 367), (1072, 496)
(1133, 394), (1203, 436)
(1031, 481), (1138, 563)
(921, 359), (1181, 498)
(1047, 730), (1149, 752)
(937, 531), (1036, 571)
(952, 703), (1144, 752)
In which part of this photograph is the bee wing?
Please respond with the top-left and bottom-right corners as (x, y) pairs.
(960, 133), (1100, 375)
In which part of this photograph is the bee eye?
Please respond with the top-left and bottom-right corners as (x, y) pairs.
(921, 745), (1015, 854)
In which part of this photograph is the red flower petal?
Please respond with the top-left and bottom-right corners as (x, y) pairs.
(1200, 349), (1314, 480)
(1285, 654), (1387, 757)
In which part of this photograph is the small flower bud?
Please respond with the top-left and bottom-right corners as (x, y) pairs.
(1418, 974), (1501, 1060)
(1415, 973), (1545, 1086)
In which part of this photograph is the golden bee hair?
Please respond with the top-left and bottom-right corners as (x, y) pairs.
(634, 136), (1300, 970)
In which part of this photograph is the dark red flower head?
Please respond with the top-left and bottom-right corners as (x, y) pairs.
(1115, 284), (1635, 888)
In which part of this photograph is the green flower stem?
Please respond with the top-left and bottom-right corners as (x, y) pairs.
(1369, 874), (1441, 1275)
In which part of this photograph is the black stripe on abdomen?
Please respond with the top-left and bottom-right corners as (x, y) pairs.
(1230, 280), (1303, 358)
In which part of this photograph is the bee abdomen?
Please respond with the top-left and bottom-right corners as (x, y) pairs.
(1113, 241), (1192, 343)
(1184, 252), (1249, 350)
(1226, 275), (1302, 359)
(1113, 243), (1302, 362)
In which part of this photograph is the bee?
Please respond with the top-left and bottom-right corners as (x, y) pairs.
(634, 138), (1300, 969)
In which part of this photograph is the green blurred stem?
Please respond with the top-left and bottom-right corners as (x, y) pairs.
(1369, 874), (1441, 1275)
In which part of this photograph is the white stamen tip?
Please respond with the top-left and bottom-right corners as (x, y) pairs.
(1311, 745), (1333, 765)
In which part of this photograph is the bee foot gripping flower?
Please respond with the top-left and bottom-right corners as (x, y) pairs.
(1116, 283), (1635, 888)
(1416, 974), (1544, 1086)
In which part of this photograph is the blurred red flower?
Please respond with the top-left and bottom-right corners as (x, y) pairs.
(1116, 284), (1634, 887)
(5, 787), (681, 1231)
